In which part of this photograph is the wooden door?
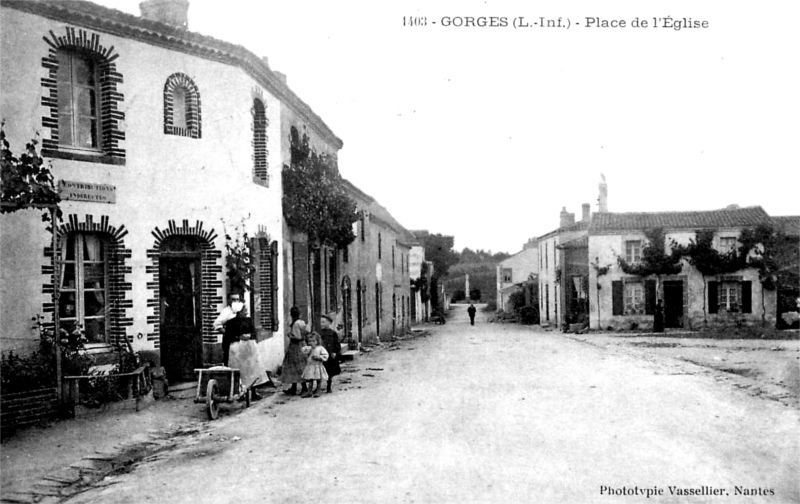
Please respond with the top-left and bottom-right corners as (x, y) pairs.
(159, 237), (203, 382)
(663, 281), (684, 328)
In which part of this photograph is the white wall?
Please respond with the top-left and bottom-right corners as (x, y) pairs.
(1, 7), (287, 369)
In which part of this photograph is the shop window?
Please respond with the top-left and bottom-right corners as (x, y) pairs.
(59, 234), (108, 343)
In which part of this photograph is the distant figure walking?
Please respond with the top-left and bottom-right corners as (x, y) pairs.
(467, 303), (477, 326)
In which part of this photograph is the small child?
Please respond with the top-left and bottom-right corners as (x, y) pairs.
(300, 332), (329, 398)
(318, 314), (341, 393)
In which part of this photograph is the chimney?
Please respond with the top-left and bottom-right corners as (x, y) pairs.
(582, 203), (591, 222)
(140, 0), (189, 29)
(559, 207), (575, 228)
(598, 174), (608, 212)
(274, 71), (287, 85)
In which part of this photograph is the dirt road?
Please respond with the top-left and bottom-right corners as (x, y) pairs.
(66, 306), (799, 503)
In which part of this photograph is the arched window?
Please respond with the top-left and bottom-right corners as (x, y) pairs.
(164, 73), (201, 138)
(252, 98), (269, 184)
(41, 28), (126, 165)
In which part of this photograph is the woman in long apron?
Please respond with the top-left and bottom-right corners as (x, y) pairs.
(281, 306), (309, 395)
(225, 303), (268, 394)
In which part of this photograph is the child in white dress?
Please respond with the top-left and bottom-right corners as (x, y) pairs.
(301, 332), (329, 398)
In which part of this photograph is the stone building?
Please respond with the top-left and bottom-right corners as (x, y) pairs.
(0, 0), (337, 381)
(496, 248), (538, 311)
(587, 206), (778, 331)
(536, 204), (591, 329)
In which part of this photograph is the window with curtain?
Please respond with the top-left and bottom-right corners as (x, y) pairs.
(624, 282), (645, 314)
(57, 50), (100, 150)
(719, 282), (741, 312)
(59, 233), (108, 343)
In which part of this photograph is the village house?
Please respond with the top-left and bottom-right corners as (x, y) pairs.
(0, 0), (343, 384)
(285, 178), (414, 348)
(407, 234), (432, 323)
(587, 205), (779, 331)
(496, 248), (538, 312)
(536, 204), (593, 329)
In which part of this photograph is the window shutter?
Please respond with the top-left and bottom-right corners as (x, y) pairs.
(293, 242), (309, 322)
(249, 237), (264, 336)
(644, 279), (657, 315)
(612, 281), (624, 316)
(270, 240), (280, 332)
(708, 281), (719, 314)
(741, 281), (752, 314)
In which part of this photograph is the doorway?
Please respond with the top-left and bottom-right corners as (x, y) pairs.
(663, 280), (684, 328)
(356, 280), (363, 344)
(159, 236), (203, 382)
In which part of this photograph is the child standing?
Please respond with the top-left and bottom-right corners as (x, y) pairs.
(318, 314), (341, 393)
(301, 332), (329, 398)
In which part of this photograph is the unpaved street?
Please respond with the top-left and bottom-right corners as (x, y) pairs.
(67, 306), (799, 503)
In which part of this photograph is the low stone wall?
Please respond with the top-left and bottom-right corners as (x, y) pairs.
(0, 387), (58, 437)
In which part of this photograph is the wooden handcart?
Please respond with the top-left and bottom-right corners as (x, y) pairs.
(194, 367), (251, 420)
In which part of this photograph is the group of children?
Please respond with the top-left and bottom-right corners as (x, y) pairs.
(282, 308), (342, 398)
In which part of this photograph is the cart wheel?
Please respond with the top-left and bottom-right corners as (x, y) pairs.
(206, 379), (219, 420)
(245, 389), (251, 408)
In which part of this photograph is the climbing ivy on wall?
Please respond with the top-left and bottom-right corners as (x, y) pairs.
(282, 129), (357, 248)
(617, 228), (683, 277)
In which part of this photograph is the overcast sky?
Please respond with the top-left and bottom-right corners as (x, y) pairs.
(96, 0), (798, 254)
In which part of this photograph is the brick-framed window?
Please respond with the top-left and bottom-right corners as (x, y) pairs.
(625, 240), (642, 263)
(502, 268), (512, 283)
(252, 98), (269, 185)
(163, 73), (201, 138)
(49, 214), (133, 347)
(41, 28), (125, 165)
(59, 233), (109, 343)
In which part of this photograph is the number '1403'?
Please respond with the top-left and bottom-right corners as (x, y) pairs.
(403, 16), (427, 26)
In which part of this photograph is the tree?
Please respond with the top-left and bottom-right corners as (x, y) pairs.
(1, 125), (61, 222)
(282, 131), (358, 249)
(425, 233), (460, 280)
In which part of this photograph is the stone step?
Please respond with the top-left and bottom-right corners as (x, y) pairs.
(339, 350), (360, 361)
(167, 381), (197, 399)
